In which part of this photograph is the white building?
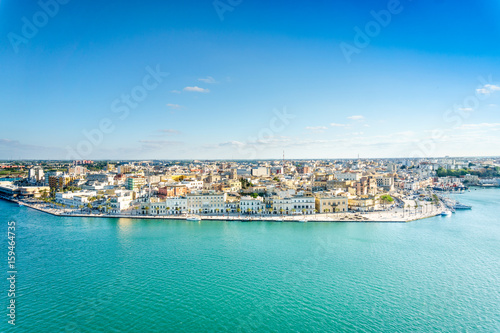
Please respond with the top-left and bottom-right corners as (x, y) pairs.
(334, 171), (362, 181)
(28, 166), (45, 182)
(376, 175), (394, 191)
(240, 196), (265, 214)
(181, 180), (204, 191)
(186, 192), (227, 214)
(56, 190), (97, 207)
(267, 195), (315, 215)
(251, 167), (269, 177)
(87, 173), (114, 183)
(142, 197), (188, 215)
(108, 190), (134, 213)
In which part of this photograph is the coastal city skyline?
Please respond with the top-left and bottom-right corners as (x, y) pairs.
(2, 0), (500, 159)
(1, 1), (499, 332)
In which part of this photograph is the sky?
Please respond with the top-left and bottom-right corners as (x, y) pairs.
(1, 0), (500, 160)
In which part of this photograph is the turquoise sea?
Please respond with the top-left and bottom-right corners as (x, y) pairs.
(1, 188), (499, 332)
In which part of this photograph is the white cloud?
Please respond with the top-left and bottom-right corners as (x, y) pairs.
(456, 123), (500, 130)
(485, 84), (500, 91)
(183, 86), (210, 93)
(305, 126), (328, 132)
(348, 115), (364, 121)
(476, 84), (500, 95)
(166, 103), (183, 109)
(198, 76), (217, 84)
(139, 140), (183, 149)
(330, 123), (346, 127)
(458, 107), (473, 112)
(158, 129), (181, 135)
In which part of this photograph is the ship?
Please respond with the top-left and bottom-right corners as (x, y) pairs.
(186, 215), (201, 222)
(453, 203), (472, 210)
(440, 210), (452, 216)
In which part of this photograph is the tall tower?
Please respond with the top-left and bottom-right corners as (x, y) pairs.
(282, 150), (285, 173)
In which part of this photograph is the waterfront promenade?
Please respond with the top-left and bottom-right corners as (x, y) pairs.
(14, 198), (443, 223)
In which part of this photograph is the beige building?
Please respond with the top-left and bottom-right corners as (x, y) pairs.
(348, 196), (380, 212)
(186, 192), (227, 214)
(315, 195), (348, 213)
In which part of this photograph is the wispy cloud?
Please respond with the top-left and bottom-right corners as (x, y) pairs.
(458, 107), (474, 112)
(166, 103), (183, 109)
(456, 123), (500, 130)
(0, 138), (64, 159)
(348, 115), (364, 121)
(305, 126), (328, 133)
(139, 140), (184, 149)
(476, 84), (500, 95)
(198, 76), (217, 84)
(330, 123), (347, 127)
(183, 86), (210, 93)
(158, 129), (181, 135)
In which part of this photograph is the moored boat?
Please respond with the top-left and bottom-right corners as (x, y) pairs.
(186, 215), (201, 221)
(441, 210), (452, 216)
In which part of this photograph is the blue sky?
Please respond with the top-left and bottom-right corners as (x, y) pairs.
(1, 0), (500, 160)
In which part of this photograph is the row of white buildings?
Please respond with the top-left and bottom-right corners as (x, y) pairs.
(140, 193), (325, 216)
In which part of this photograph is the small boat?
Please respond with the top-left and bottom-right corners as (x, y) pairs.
(441, 210), (452, 216)
(454, 203), (472, 210)
(18, 202), (25, 206)
(186, 215), (201, 221)
(298, 219), (307, 223)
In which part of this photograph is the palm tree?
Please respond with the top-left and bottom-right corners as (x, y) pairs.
(302, 208), (306, 215)
(258, 208), (262, 217)
(335, 206), (340, 214)
(279, 208), (284, 216)
(166, 207), (170, 215)
(87, 202), (92, 212)
(247, 208), (251, 215)
(144, 206), (149, 215)
(237, 208), (241, 217)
